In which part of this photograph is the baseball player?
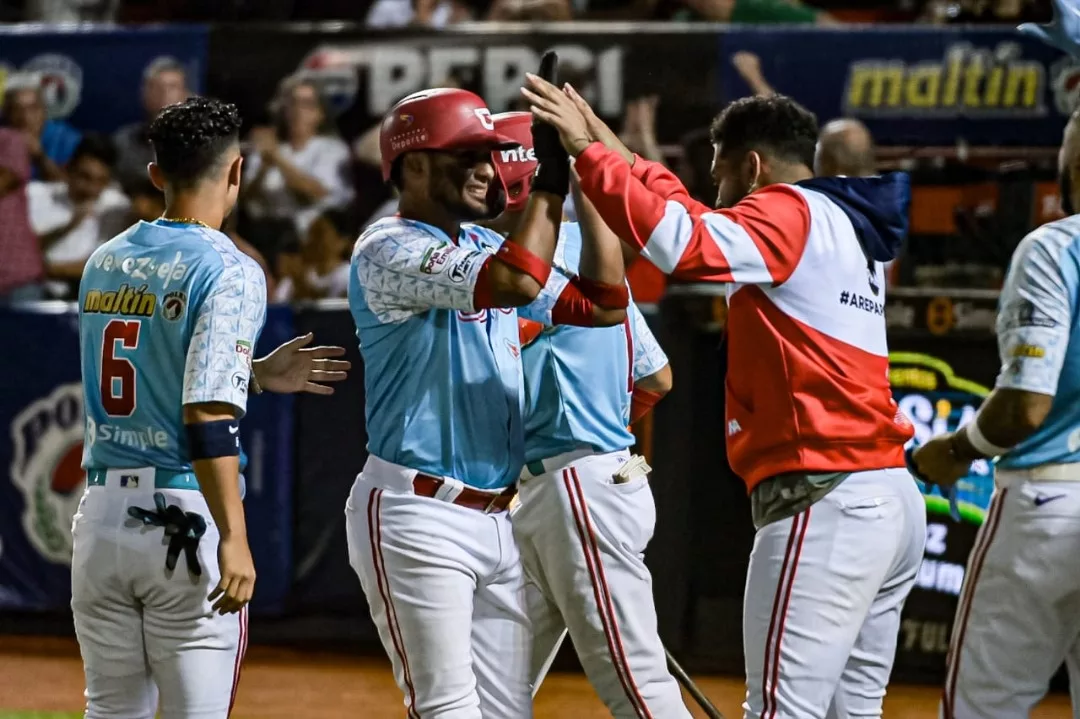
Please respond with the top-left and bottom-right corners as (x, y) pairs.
(525, 81), (926, 718)
(344, 74), (630, 718)
(912, 108), (1080, 718)
(485, 111), (691, 718)
(73, 97), (349, 718)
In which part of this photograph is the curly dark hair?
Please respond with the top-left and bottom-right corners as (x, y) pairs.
(147, 96), (242, 188)
(709, 95), (818, 170)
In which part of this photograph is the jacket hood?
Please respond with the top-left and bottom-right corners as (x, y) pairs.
(796, 172), (911, 262)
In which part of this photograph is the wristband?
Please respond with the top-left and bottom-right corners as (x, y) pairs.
(962, 418), (1010, 459)
(495, 242), (552, 288)
(574, 276), (630, 309)
(631, 387), (664, 423)
(186, 419), (241, 460)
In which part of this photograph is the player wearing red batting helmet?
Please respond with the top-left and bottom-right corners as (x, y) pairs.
(487, 111), (537, 216)
(379, 88), (520, 223)
(345, 55), (636, 719)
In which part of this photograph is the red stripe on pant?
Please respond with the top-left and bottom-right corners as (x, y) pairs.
(760, 508), (810, 719)
(368, 488), (420, 719)
(227, 605), (249, 717)
(942, 489), (1007, 719)
(563, 468), (653, 719)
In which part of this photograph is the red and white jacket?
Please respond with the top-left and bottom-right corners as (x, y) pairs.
(574, 143), (914, 492)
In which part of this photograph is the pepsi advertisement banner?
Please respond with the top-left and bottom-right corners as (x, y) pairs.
(0, 303), (292, 614)
(721, 26), (1079, 147)
(207, 25), (723, 146)
(0, 26), (208, 135)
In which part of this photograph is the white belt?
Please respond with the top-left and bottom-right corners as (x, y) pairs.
(994, 462), (1080, 487)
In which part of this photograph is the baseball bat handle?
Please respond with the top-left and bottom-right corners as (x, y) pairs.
(664, 647), (726, 719)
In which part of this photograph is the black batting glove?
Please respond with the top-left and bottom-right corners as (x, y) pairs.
(530, 51), (571, 198)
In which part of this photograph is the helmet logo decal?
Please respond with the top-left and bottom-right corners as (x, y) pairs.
(473, 108), (495, 131)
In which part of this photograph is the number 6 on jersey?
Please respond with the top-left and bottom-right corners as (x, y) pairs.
(100, 319), (141, 417)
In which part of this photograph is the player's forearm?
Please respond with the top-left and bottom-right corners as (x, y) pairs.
(573, 172), (626, 288)
(574, 143), (658, 253)
(484, 192), (562, 303)
(183, 402), (247, 538)
(504, 192), (562, 266)
(192, 456), (248, 540)
(951, 388), (1052, 461)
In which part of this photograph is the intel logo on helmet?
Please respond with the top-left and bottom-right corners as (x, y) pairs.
(500, 147), (536, 163)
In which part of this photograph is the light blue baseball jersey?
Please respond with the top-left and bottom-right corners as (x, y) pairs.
(993, 217), (1080, 469)
(79, 219), (267, 473)
(519, 222), (669, 463)
(350, 216), (563, 490)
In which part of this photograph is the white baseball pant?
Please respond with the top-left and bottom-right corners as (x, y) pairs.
(512, 448), (692, 718)
(70, 467), (248, 719)
(941, 472), (1080, 718)
(742, 467), (926, 719)
(344, 455), (532, 719)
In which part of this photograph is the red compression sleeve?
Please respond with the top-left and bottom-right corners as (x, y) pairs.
(551, 282), (595, 326)
(572, 276), (630, 309)
(630, 387), (664, 423)
(473, 256), (496, 309)
(495, 242), (552, 287)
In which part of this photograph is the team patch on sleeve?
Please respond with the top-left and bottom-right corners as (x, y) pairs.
(420, 243), (454, 274)
(446, 250), (486, 284)
(1014, 299), (1059, 329)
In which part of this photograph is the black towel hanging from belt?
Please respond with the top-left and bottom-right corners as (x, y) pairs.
(128, 492), (208, 577)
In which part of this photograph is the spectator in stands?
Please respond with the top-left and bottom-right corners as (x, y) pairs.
(1, 72), (81, 182)
(366, 0), (474, 26)
(113, 57), (191, 190)
(620, 95), (666, 164)
(276, 207), (353, 302)
(920, 0), (1049, 23)
(126, 178), (166, 225)
(815, 118), (877, 178)
(23, 0), (118, 21)
(242, 76), (354, 249)
(27, 134), (129, 298)
(486, 0), (573, 20)
(670, 0), (837, 23)
(0, 128), (45, 302)
(731, 51), (777, 98)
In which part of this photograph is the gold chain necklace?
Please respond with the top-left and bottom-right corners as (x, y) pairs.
(159, 216), (213, 229)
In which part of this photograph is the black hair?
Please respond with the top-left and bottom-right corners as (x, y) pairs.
(709, 95), (818, 170)
(317, 207), (359, 239)
(147, 96), (242, 188)
(70, 133), (118, 169)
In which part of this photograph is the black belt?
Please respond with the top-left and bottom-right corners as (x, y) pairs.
(127, 492), (208, 577)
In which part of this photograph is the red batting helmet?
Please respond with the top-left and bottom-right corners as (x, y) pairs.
(379, 88), (519, 182)
(491, 112), (537, 213)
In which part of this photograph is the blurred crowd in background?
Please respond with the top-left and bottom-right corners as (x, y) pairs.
(0, 0), (1054, 38)
(0, 0), (1060, 304)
